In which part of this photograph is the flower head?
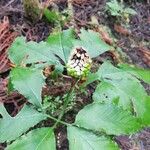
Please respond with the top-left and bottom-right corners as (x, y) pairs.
(67, 47), (92, 78)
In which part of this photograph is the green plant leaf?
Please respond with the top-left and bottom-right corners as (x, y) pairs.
(67, 126), (119, 150)
(106, 0), (136, 17)
(6, 127), (56, 150)
(47, 28), (75, 63)
(8, 36), (57, 66)
(118, 64), (150, 84)
(0, 105), (47, 143)
(10, 67), (45, 107)
(74, 29), (112, 58)
(75, 103), (141, 135)
(93, 81), (131, 110)
(141, 96), (150, 125)
(106, 0), (123, 16)
(83, 72), (99, 87)
(93, 62), (150, 125)
(124, 8), (137, 15)
(44, 8), (60, 23)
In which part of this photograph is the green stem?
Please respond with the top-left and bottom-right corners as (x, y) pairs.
(53, 79), (80, 128)
(45, 114), (70, 126)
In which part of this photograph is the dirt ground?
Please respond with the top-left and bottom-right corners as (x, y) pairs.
(0, 0), (150, 150)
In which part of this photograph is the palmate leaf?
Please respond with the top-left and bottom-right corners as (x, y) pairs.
(9, 29), (111, 68)
(93, 62), (150, 125)
(67, 126), (119, 150)
(47, 28), (75, 63)
(47, 28), (111, 64)
(10, 67), (45, 107)
(8, 37), (57, 66)
(75, 103), (141, 135)
(0, 104), (47, 143)
(74, 29), (112, 58)
(6, 127), (56, 150)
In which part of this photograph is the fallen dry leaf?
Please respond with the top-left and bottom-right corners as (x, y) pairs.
(114, 24), (131, 36)
(139, 47), (150, 67)
(98, 26), (113, 45)
(0, 16), (18, 73)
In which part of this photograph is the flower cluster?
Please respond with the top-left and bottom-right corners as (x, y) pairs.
(67, 47), (92, 78)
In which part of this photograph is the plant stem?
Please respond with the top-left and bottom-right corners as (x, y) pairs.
(45, 114), (70, 126)
(53, 79), (80, 128)
(68, 0), (74, 18)
(67, 0), (75, 27)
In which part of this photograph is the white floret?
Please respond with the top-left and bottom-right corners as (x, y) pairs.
(80, 60), (84, 64)
(76, 70), (81, 76)
(70, 59), (75, 64)
(81, 54), (85, 59)
(76, 59), (80, 64)
(78, 63), (82, 67)
(72, 62), (77, 67)
(75, 66), (80, 72)
(76, 53), (81, 58)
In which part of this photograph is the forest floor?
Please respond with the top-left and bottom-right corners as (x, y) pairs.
(0, 0), (150, 150)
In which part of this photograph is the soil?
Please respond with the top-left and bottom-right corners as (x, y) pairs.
(0, 0), (150, 150)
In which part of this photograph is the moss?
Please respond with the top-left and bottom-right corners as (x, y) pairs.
(23, 0), (43, 22)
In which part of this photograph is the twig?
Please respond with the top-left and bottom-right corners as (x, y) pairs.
(0, 6), (24, 16)
(68, 0), (76, 27)
(5, 0), (16, 7)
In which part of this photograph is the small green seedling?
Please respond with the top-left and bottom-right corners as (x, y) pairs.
(106, 0), (137, 23)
